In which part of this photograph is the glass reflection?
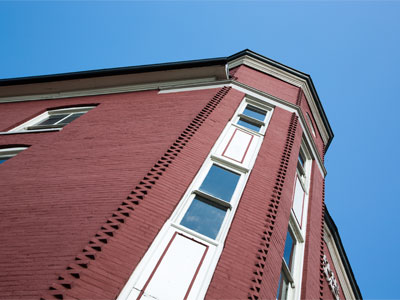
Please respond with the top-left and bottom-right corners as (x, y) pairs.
(237, 118), (261, 132)
(199, 165), (240, 202)
(243, 105), (266, 121)
(180, 196), (227, 239)
(283, 230), (295, 271)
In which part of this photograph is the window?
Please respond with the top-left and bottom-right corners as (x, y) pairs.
(8, 106), (95, 133)
(236, 104), (268, 133)
(292, 143), (311, 228)
(277, 229), (297, 300)
(0, 147), (28, 164)
(180, 164), (240, 239)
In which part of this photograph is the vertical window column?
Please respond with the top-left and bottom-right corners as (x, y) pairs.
(118, 97), (274, 300)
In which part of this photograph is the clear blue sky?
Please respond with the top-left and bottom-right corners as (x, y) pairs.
(1, 1), (399, 298)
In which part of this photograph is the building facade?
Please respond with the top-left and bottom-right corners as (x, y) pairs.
(0, 50), (361, 299)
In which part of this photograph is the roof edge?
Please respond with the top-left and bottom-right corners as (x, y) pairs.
(324, 207), (362, 299)
(0, 57), (228, 86)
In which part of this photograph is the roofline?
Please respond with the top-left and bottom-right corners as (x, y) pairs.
(0, 57), (228, 86)
(227, 49), (334, 150)
(324, 207), (362, 299)
(0, 49), (333, 149)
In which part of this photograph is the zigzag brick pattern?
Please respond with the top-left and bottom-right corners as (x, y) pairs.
(248, 113), (298, 300)
(40, 86), (232, 300)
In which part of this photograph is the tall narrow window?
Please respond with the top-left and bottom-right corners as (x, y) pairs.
(180, 164), (240, 239)
(277, 229), (297, 300)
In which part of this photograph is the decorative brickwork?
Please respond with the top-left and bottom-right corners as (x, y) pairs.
(41, 87), (232, 300)
(248, 113), (298, 300)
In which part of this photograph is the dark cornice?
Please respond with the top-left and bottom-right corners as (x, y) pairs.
(324, 207), (362, 299)
(227, 49), (334, 150)
(0, 57), (228, 86)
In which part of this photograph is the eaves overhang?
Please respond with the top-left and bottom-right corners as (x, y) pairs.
(324, 208), (362, 299)
(0, 57), (229, 101)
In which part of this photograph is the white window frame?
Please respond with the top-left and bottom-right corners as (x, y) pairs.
(7, 106), (95, 133)
(0, 147), (28, 163)
(278, 214), (305, 300)
(233, 97), (271, 135)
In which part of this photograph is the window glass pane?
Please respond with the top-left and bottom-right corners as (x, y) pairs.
(277, 272), (289, 300)
(298, 152), (305, 168)
(180, 196), (227, 239)
(237, 118), (261, 132)
(243, 105), (266, 121)
(58, 112), (85, 124)
(37, 114), (67, 126)
(199, 165), (240, 202)
(283, 230), (295, 271)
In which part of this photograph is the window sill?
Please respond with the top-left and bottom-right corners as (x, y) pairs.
(0, 128), (62, 135)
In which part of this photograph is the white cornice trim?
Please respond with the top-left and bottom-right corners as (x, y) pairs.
(0, 77), (218, 103)
(228, 55), (329, 146)
(324, 224), (357, 300)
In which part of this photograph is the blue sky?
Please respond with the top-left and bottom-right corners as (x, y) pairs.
(1, 1), (399, 298)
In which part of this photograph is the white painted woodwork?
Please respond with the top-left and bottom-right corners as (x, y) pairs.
(222, 128), (253, 163)
(139, 234), (206, 300)
(292, 177), (305, 227)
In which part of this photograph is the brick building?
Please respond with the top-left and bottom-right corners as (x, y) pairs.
(0, 50), (361, 299)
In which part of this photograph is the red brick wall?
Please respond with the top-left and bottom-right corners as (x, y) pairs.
(234, 65), (299, 104)
(298, 90), (325, 159)
(0, 87), (232, 299)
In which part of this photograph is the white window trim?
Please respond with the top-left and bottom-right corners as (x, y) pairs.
(232, 96), (272, 135)
(0, 147), (28, 162)
(6, 106), (95, 134)
(280, 213), (306, 300)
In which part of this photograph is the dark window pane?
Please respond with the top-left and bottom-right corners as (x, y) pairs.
(180, 196), (227, 239)
(199, 165), (240, 202)
(58, 112), (85, 124)
(237, 118), (261, 132)
(0, 158), (10, 164)
(283, 231), (295, 271)
(298, 153), (305, 168)
(277, 272), (289, 300)
(37, 115), (67, 126)
(243, 105), (266, 121)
